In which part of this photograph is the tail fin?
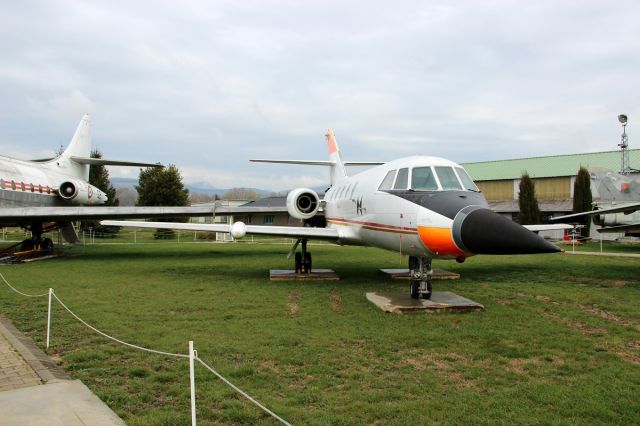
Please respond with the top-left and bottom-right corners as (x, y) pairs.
(326, 129), (347, 185)
(56, 114), (92, 180)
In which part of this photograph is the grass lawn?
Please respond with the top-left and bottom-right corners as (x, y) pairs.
(0, 241), (639, 425)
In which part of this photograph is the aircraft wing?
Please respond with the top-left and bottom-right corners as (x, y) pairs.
(0, 206), (214, 225)
(551, 202), (640, 221)
(596, 224), (640, 233)
(100, 220), (341, 240)
(523, 224), (574, 232)
(70, 157), (163, 168)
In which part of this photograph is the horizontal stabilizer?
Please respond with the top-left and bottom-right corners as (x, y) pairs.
(250, 159), (383, 166)
(71, 157), (163, 168)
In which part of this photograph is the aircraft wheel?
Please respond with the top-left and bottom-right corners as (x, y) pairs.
(294, 252), (302, 274)
(42, 238), (54, 253)
(20, 239), (34, 252)
(303, 252), (312, 273)
(421, 279), (433, 300)
(410, 280), (420, 299)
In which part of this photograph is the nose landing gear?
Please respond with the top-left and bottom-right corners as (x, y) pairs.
(409, 256), (432, 299)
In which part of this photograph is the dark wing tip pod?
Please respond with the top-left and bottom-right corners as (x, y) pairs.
(459, 208), (560, 255)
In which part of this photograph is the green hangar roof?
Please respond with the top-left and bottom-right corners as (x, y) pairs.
(461, 149), (640, 181)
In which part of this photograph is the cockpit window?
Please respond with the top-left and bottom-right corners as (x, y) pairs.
(455, 167), (479, 192)
(435, 166), (462, 190)
(394, 168), (409, 190)
(411, 167), (439, 191)
(378, 170), (397, 190)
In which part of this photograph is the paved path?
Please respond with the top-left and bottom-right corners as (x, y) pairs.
(0, 314), (124, 425)
(0, 332), (41, 392)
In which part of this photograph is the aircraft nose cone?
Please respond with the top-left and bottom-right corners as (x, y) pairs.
(456, 208), (560, 254)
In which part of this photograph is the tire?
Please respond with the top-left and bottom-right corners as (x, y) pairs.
(294, 252), (302, 274)
(42, 238), (54, 253)
(303, 252), (312, 273)
(20, 239), (34, 252)
(410, 280), (420, 299)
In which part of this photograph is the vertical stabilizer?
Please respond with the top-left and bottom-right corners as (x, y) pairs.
(326, 129), (347, 185)
(58, 114), (92, 180)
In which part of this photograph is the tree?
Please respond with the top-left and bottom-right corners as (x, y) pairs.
(518, 172), (541, 225)
(88, 149), (118, 207)
(82, 149), (119, 235)
(573, 167), (593, 238)
(136, 165), (189, 239)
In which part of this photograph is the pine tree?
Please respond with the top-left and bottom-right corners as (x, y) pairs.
(82, 149), (119, 235)
(136, 165), (189, 239)
(518, 172), (541, 225)
(88, 149), (118, 207)
(573, 167), (593, 238)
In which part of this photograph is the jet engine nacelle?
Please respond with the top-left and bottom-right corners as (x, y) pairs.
(286, 188), (320, 220)
(58, 180), (106, 205)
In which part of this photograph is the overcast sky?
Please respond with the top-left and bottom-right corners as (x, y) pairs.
(1, 1), (638, 190)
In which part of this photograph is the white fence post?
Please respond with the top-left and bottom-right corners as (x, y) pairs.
(46, 288), (53, 349)
(189, 341), (197, 426)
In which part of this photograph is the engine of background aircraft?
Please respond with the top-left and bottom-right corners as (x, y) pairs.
(58, 180), (107, 205)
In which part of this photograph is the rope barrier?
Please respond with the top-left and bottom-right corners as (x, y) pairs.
(195, 357), (292, 426)
(50, 292), (189, 359)
(0, 270), (292, 425)
(0, 271), (49, 298)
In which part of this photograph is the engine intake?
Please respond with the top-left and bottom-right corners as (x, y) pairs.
(286, 188), (320, 220)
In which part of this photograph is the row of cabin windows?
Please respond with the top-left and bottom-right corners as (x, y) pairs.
(378, 166), (479, 192)
(327, 182), (359, 201)
(1, 179), (53, 194)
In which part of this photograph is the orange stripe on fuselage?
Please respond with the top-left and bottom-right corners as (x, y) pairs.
(417, 226), (466, 257)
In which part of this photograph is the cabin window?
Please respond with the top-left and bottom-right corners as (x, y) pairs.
(378, 170), (397, 190)
(393, 168), (409, 190)
(455, 167), (479, 192)
(411, 167), (439, 191)
(435, 166), (462, 190)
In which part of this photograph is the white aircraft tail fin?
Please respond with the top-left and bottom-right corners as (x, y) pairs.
(60, 114), (92, 160)
(56, 114), (92, 180)
(326, 129), (347, 185)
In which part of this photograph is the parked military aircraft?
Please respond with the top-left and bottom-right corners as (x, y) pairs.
(103, 130), (567, 299)
(0, 115), (213, 251)
(552, 169), (640, 236)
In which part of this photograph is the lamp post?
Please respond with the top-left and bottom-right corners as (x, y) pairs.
(618, 114), (629, 174)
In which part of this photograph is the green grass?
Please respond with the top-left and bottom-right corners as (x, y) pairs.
(0, 242), (639, 425)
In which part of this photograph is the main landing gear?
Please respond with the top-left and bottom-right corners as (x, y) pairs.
(19, 222), (54, 254)
(409, 256), (432, 300)
(293, 239), (312, 274)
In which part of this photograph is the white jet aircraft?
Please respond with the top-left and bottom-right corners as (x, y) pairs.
(0, 115), (213, 251)
(103, 130), (566, 299)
